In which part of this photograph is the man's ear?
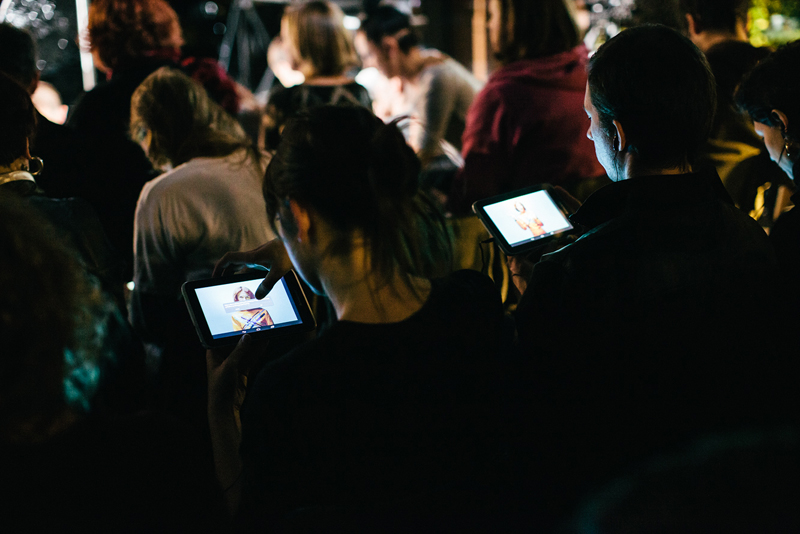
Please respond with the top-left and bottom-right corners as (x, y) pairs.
(772, 109), (790, 134)
(612, 120), (627, 152)
(288, 199), (312, 243)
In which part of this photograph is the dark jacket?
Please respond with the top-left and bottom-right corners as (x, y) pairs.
(510, 169), (794, 525)
(517, 168), (778, 358)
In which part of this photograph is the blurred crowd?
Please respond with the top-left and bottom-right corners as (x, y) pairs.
(1, 0), (798, 531)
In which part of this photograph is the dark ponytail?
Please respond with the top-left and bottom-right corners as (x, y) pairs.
(264, 105), (452, 283)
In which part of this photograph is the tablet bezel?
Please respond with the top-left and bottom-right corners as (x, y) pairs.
(182, 270), (316, 349)
(471, 184), (576, 256)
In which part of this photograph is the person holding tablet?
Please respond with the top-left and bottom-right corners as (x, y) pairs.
(207, 106), (505, 528)
(507, 25), (792, 526)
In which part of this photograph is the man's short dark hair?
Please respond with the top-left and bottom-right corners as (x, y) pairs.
(588, 24), (717, 170)
(362, 5), (419, 53)
(680, 0), (751, 34)
(735, 40), (800, 142)
(0, 24), (38, 90)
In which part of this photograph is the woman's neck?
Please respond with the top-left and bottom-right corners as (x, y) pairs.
(321, 244), (431, 324)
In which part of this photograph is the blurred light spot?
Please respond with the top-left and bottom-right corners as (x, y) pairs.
(36, 59), (46, 70)
(213, 22), (226, 35)
(343, 15), (360, 30)
(28, 11), (38, 20)
(127, 281), (135, 291)
(755, 18), (769, 30)
(58, 38), (68, 49)
(204, 1), (218, 16)
(592, 3), (603, 13)
(607, 23), (619, 36)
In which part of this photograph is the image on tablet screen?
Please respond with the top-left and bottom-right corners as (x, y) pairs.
(194, 278), (303, 339)
(483, 190), (572, 248)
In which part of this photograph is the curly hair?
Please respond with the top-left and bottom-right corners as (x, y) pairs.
(0, 195), (86, 442)
(88, 0), (183, 71)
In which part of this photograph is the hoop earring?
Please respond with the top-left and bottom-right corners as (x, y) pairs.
(29, 156), (44, 176)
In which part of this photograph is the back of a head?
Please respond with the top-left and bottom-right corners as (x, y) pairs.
(0, 23), (37, 91)
(283, 0), (357, 77)
(680, 0), (750, 34)
(0, 195), (84, 443)
(0, 72), (36, 167)
(588, 25), (716, 171)
(362, 5), (419, 53)
(736, 40), (800, 142)
(130, 67), (248, 168)
(88, 0), (183, 71)
(265, 105), (450, 280)
(494, 0), (581, 63)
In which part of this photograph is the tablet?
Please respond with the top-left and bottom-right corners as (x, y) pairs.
(472, 184), (575, 255)
(182, 270), (316, 348)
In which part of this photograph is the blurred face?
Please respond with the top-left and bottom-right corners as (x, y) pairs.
(584, 84), (619, 180)
(754, 121), (794, 178)
(363, 35), (399, 78)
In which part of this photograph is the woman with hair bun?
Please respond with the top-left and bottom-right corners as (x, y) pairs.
(262, 0), (371, 151)
(208, 105), (505, 526)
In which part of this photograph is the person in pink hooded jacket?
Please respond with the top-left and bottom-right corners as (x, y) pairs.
(448, 0), (607, 215)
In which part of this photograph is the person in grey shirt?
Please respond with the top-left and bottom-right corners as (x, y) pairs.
(360, 5), (482, 168)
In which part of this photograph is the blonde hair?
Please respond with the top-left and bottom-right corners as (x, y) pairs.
(282, 1), (357, 78)
(130, 67), (252, 168)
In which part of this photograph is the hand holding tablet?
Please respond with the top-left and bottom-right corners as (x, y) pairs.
(472, 184), (577, 256)
(183, 270), (316, 348)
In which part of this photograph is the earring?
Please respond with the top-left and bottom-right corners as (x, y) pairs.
(28, 156), (44, 176)
(784, 137), (795, 161)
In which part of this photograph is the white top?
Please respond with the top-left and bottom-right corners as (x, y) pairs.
(133, 150), (275, 298)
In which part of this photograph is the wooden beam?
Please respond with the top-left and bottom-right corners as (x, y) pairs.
(472, 0), (488, 81)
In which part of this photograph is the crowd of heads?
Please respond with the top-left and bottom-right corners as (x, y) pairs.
(1, 0), (799, 526)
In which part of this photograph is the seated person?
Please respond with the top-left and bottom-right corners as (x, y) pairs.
(207, 106), (505, 529)
(130, 67), (275, 349)
(735, 40), (800, 301)
(360, 6), (482, 169)
(67, 0), (185, 279)
(262, 1), (371, 151)
(0, 72), (143, 415)
(680, 0), (790, 214)
(0, 195), (222, 532)
(448, 0), (606, 216)
(509, 25), (792, 527)
(130, 68), (275, 425)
